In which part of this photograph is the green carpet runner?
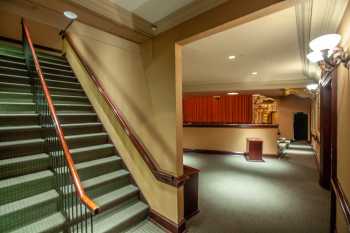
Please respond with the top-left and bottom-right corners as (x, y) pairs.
(0, 40), (161, 233)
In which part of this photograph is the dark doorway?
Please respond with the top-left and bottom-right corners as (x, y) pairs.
(293, 112), (308, 141)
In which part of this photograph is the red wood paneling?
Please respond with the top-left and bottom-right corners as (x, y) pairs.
(183, 95), (253, 123)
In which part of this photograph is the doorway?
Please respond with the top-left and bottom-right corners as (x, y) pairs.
(293, 112), (308, 141)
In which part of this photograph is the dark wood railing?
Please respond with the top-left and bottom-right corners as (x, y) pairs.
(22, 20), (98, 223)
(332, 177), (350, 231)
(64, 33), (186, 187)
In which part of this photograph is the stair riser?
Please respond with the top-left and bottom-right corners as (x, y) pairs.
(53, 96), (89, 104)
(0, 83), (31, 93)
(45, 80), (81, 89)
(0, 103), (34, 112)
(0, 74), (30, 84)
(78, 160), (123, 181)
(0, 129), (41, 142)
(58, 115), (98, 124)
(39, 73), (77, 83)
(0, 196), (58, 233)
(0, 172), (53, 205)
(0, 141), (44, 159)
(0, 52), (24, 63)
(0, 66), (27, 76)
(41, 67), (75, 76)
(38, 56), (68, 66)
(0, 93), (33, 102)
(67, 135), (108, 149)
(56, 105), (93, 112)
(49, 88), (85, 97)
(71, 147), (114, 164)
(0, 115), (39, 126)
(109, 209), (148, 233)
(66, 176), (131, 207)
(63, 125), (103, 136)
(40, 61), (71, 70)
(0, 59), (26, 69)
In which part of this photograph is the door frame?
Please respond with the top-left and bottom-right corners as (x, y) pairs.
(319, 71), (337, 233)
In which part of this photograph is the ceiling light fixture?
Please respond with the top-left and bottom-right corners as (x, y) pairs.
(60, 11), (78, 36)
(227, 92), (239, 95)
(306, 83), (319, 91)
(306, 34), (350, 78)
(228, 55), (236, 60)
(251, 72), (258, 76)
(64, 11), (78, 20)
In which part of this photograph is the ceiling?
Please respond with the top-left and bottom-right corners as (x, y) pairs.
(183, 0), (349, 93)
(110, 0), (228, 33)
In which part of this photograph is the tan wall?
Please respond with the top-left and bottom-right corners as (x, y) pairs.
(64, 22), (182, 223)
(310, 93), (320, 164)
(275, 95), (311, 140)
(335, 2), (350, 232)
(0, 10), (62, 50)
(183, 127), (278, 155)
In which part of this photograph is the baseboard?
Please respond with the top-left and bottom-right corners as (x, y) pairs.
(183, 148), (277, 157)
(149, 209), (186, 233)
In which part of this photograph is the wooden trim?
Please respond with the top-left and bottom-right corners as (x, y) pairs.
(183, 148), (277, 157)
(149, 209), (186, 233)
(331, 178), (350, 230)
(0, 35), (62, 53)
(183, 123), (278, 128)
(22, 20), (98, 214)
(64, 33), (186, 187)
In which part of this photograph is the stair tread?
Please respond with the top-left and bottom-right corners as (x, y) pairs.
(9, 212), (65, 233)
(0, 153), (49, 167)
(0, 81), (30, 87)
(0, 125), (41, 131)
(63, 170), (130, 194)
(0, 58), (24, 66)
(93, 201), (148, 232)
(0, 189), (58, 216)
(0, 91), (32, 96)
(66, 132), (107, 140)
(51, 94), (88, 99)
(39, 59), (70, 68)
(0, 169), (53, 189)
(0, 102), (34, 105)
(0, 138), (44, 147)
(62, 122), (102, 127)
(70, 144), (114, 154)
(76, 156), (121, 170)
(95, 185), (139, 207)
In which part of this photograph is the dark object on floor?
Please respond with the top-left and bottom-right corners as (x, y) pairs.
(245, 138), (264, 162)
(184, 165), (200, 220)
(294, 112), (308, 141)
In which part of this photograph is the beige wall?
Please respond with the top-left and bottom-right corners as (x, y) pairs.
(64, 22), (182, 223)
(310, 93), (320, 164)
(183, 127), (278, 155)
(275, 95), (311, 140)
(335, 2), (350, 232)
(0, 10), (62, 50)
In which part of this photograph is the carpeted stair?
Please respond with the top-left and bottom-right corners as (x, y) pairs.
(0, 40), (162, 233)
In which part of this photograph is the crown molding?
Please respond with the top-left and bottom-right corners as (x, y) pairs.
(183, 79), (313, 93)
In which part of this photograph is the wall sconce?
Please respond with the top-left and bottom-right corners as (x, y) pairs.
(306, 34), (350, 72)
(60, 11), (78, 36)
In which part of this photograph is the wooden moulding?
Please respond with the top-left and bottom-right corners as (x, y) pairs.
(183, 123), (279, 128)
(64, 33), (187, 187)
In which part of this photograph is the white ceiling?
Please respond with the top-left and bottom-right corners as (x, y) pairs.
(111, 0), (196, 23)
(183, 0), (349, 93)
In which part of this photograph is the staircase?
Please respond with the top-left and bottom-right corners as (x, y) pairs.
(0, 40), (162, 233)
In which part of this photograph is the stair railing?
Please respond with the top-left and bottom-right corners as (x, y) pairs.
(21, 19), (98, 232)
(64, 33), (187, 187)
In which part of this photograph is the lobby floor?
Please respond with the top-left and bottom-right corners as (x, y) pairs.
(184, 150), (330, 233)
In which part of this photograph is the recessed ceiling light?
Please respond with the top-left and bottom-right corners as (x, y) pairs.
(228, 55), (236, 60)
(251, 72), (258, 76)
(64, 11), (78, 20)
(227, 92), (239, 95)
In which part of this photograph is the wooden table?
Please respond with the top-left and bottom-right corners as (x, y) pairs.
(184, 165), (200, 220)
(246, 138), (264, 162)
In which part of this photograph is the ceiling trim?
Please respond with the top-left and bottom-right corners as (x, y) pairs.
(154, 0), (229, 34)
(183, 79), (314, 93)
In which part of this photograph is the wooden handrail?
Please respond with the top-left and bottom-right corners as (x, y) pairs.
(22, 20), (99, 214)
(331, 178), (350, 231)
(64, 33), (186, 187)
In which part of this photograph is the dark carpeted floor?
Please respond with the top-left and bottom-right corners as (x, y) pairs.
(184, 149), (330, 233)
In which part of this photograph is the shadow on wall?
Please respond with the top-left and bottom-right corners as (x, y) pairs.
(78, 39), (176, 172)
